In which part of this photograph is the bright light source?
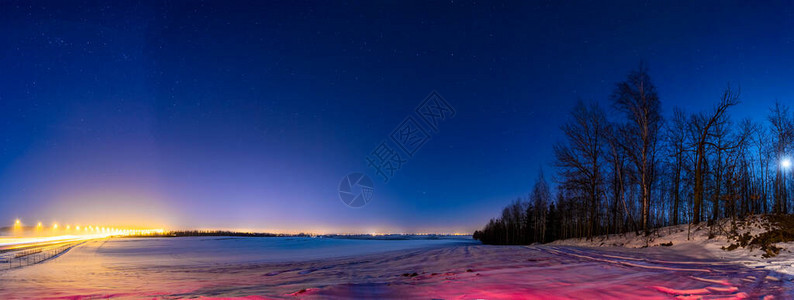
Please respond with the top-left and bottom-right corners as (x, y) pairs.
(15, 219), (21, 225)
(783, 158), (792, 169)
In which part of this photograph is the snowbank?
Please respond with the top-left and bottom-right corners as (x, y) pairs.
(551, 215), (794, 275)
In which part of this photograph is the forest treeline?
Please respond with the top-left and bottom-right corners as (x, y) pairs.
(474, 64), (794, 245)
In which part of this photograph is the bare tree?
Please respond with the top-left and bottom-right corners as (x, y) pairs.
(554, 101), (607, 239)
(666, 108), (687, 225)
(769, 102), (794, 214)
(530, 170), (551, 242)
(754, 126), (773, 214)
(710, 114), (731, 221)
(689, 87), (739, 224)
(611, 64), (663, 233)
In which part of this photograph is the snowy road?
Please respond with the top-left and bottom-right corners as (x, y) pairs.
(0, 237), (790, 299)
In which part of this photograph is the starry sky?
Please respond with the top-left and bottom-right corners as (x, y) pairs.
(1, 1), (793, 233)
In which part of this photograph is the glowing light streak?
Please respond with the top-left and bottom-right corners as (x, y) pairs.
(4, 219), (166, 242)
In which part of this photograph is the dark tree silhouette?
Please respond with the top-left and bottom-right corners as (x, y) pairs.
(690, 88), (739, 224)
(611, 64), (663, 234)
(769, 102), (794, 214)
(475, 64), (794, 246)
(554, 101), (607, 239)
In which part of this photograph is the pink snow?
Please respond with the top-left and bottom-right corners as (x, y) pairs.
(0, 236), (788, 299)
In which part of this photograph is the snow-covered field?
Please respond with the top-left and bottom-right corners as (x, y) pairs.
(0, 235), (791, 299)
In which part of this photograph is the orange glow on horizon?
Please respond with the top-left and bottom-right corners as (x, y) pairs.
(5, 219), (468, 237)
(5, 219), (165, 239)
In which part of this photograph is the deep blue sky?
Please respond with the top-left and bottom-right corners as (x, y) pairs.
(1, 1), (792, 233)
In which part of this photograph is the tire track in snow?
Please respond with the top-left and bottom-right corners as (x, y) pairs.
(536, 246), (789, 299)
(539, 246), (713, 273)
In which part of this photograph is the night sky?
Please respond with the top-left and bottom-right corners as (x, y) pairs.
(1, 1), (793, 233)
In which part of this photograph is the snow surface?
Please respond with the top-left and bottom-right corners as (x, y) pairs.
(0, 235), (791, 299)
(551, 216), (794, 277)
